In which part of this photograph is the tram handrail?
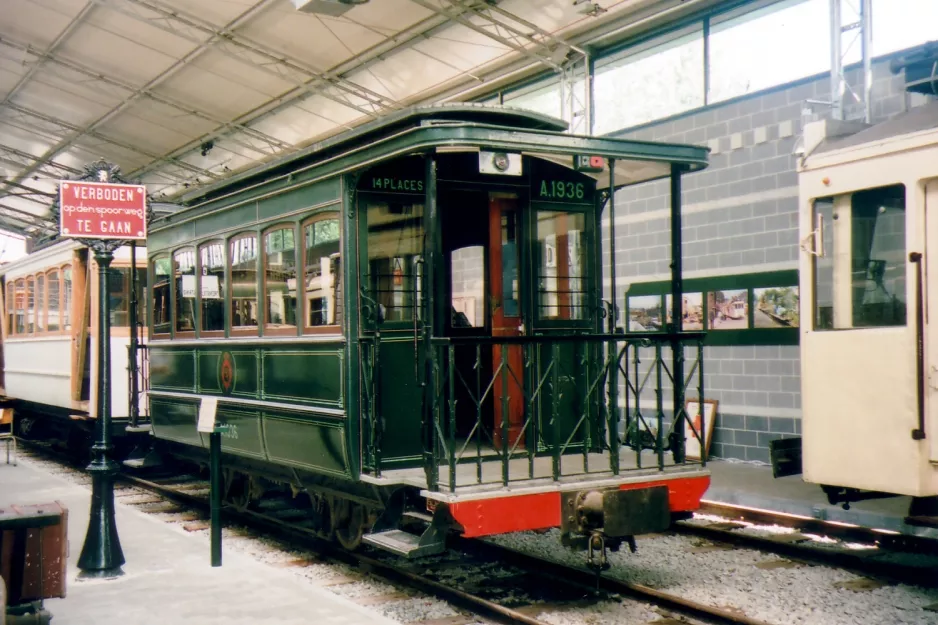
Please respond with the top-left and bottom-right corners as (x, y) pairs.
(420, 333), (707, 493)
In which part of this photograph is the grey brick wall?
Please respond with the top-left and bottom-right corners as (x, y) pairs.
(604, 55), (926, 462)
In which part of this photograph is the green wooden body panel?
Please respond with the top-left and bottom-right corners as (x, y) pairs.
(148, 341), (350, 476)
(194, 202), (257, 239)
(151, 399), (201, 448)
(263, 412), (349, 477)
(262, 351), (343, 407)
(202, 407), (265, 460)
(375, 338), (423, 462)
(196, 350), (259, 397)
(258, 179), (340, 221)
(150, 350), (196, 392)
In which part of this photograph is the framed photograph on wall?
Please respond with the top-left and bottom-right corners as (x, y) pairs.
(684, 398), (718, 460)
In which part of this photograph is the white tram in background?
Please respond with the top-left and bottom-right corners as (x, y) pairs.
(794, 96), (938, 518)
(0, 238), (148, 457)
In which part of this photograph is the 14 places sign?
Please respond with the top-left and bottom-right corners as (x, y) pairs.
(59, 180), (147, 240)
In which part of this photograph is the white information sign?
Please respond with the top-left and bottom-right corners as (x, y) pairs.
(201, 275), (220, 299)
(197, 396), (219, 433)
(181, 274), (197, 298)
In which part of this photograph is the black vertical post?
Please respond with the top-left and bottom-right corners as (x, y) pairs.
(77, 249), (125, 579)
(606, 160), (619, 475)
(669, 164), (686, 464)
(128, 241), (139, 429)
(210, 429), (222, 566)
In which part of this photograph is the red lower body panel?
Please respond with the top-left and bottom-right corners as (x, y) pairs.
(446, 475), (710, 538)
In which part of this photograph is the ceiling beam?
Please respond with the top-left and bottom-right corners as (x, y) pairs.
(1, 103), (218, 182)
(0, 36), (294, 159)
(0, 1), (96, 108)
(97, 0), (400, 118)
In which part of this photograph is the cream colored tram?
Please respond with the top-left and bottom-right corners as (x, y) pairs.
(0, 238), (148, 446)
(797, 101), (938, 510)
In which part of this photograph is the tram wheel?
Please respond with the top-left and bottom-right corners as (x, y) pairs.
(330, 497), (367, 551)
(223, 472), (255, 512)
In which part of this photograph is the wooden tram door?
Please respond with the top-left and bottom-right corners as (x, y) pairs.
(489, 197), (525, 450)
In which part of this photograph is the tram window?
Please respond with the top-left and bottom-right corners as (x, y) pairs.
(366, 200), (424, 324)
(229, 233), (259, 331)
(851, 185), (906, 327)
(264, 226), (297, 330)
(535, 210), (589, 321)
(5, 286), (12, 336)
(14, 280), (25, 335)
(303, 215), (342, 330)
(813, 198), (835, 329)
(173, 249), (197, 334)
(36, 274), (45, 332)
(450, 246), (484, 328)
(813, 184), (906, 330)
(62, 266), (72, 332)
(47, 270), (60, 332)
(151, 256), (172, 335)
(200, 242), (225, 333)
(107, 268), (146, 328)
(26, 277), (35, 334)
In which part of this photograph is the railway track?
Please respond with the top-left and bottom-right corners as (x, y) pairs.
(119, 469), (768, 625)
(17, 442), (938, 625)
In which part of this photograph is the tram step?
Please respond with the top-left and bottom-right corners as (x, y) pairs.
(402, 510), (434, 524)
(362, 529), (445, 558)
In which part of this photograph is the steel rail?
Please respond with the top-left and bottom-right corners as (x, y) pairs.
(456, 537), (777, 625)
(116, 473), (552, 625)
(697, 500), (938, 555)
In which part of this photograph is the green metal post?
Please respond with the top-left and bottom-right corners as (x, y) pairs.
(656, 343), (664, 472)
(127, 241), (139, 429)
(210, 428), (222, 567)
(669, 164), (686, 464)
(551, 343), (561, 480)
(448, 345), (456, 492)
(500, 345), (509, 486)
(77, 249), (125, 579)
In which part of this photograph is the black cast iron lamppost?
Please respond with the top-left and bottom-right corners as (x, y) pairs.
(51, 158), (151, 579)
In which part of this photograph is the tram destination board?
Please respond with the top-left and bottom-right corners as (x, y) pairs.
(58, 180), (147, 240)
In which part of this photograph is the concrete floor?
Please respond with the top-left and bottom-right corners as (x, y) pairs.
(0, 458), (402, 625)
(703, 458), (938, 538)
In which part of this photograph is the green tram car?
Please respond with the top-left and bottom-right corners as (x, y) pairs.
(142, 105), (712, 565)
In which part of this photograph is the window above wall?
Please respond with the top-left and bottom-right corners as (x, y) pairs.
(593, 26), (705, 134)
(480, 0), (938, 137)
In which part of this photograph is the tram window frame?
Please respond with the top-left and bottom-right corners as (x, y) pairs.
(262, 223), (300, 337)
(302, 212), (343, 335)
(13, 279), (25, 335)
(362, 194), (426, 328)
(532, 205), (594, 328)
(150, 254), (173, 339)
(36, 273), (46, 333)
(46, 268), (61, 333)
(26, 276), (35, 334)
(62, 263), (72, 333)
(228, 231), (261, 337)
(811, 183), (908, 331)
(5, 283), (13, 337)
(173, 247), (198, 339)
(198, 240), (227, 338)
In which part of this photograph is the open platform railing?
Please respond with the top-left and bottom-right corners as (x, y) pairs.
(389, 332), (707, 493)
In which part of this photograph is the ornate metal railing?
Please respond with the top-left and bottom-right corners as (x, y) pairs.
(420, 333), (706, 493)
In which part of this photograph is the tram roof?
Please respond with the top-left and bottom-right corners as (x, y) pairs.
(175, 103), (710, 212)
